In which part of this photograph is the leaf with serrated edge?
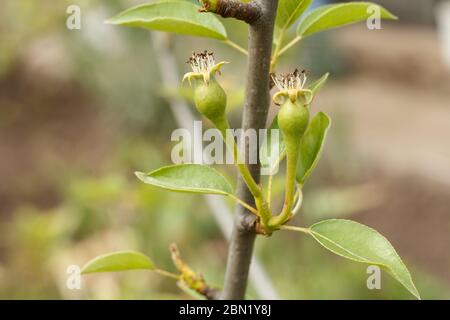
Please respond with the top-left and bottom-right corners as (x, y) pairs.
(136, 164), (233, 195)
(309, 219), (420, 299)
(82, 251), (154, 274)
(106, 0), (227, 40)
(297, 2), (397, 38)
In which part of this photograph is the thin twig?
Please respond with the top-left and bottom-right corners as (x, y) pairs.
(279, 225), (310, 234)
(154, 269), (180, 280)
(228, 195), (259, 215)
(267, 174), (273, 208)
(278, 35), (302, 57)
(270, 29), (285, 72)
(224, 39), (248, 55)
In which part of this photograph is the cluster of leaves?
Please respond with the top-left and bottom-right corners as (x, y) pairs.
(105, 0), (396, 62)
(81, 0), (420, 299)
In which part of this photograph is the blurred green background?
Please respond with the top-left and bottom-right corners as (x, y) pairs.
(1, 0), (449, 299)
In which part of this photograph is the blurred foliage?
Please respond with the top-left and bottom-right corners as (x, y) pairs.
(1, 137), (449, 299)
(0, 139), (226, 299)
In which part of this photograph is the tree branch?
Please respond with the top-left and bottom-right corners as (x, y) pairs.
(199, 0), (262, 24)
(221, 0), (278, 300)
(170, 244), (221, 300)
(151, 33), (279, 299)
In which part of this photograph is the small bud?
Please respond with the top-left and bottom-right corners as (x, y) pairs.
(183, 50), (228, 86)
(198, 0), (218, 12)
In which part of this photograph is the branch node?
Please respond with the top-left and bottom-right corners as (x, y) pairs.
(170, 243), (221, 300)
(199, 0), (262, 24)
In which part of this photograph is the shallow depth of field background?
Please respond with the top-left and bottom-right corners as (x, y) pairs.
(1, 0), (449, 299)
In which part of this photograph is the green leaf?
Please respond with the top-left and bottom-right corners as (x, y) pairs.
(276, 0), (313, 31)
(308, 72), (329, 96)
(136, 164), (233, 195)
(82, 251), (155, 274)
(260, 116), (285, 175)
(296, 112), (331, 184)
(106, 0), (227, 40)
(297, 2), (397, 38)
(308, 219), (420, 299)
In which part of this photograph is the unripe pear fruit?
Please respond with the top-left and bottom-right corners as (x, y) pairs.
(194, 78), (227, 125)
(277, 99), (309, 142)
(270, 99), (309, 228)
